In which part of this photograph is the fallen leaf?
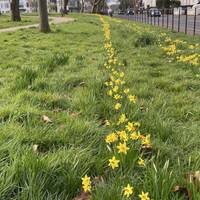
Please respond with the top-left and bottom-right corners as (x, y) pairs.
(141, 144), (153, 158)
(173, 185), (192, 200)
(106, 145), (112, 152)
(53, 108), (63, 113)
(64, 95), (72, 100)
(70, 112), (81, 117)
(79, 82), (85, 86)
(73, 192), (90, 200)
(185, 171), (200, 188)
(93, 176), (105, 186)
(42, 115), (52, 123)
(140, 105), (148, 112)
(32, 144), (39, 153)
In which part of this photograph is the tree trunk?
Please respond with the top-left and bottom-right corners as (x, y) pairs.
(81, 0), (84, 12)
(10, 0), (21, 22)
(38, 0), (50, 33)
(64, 0), (69, 13)
(91, 0), (103, 13)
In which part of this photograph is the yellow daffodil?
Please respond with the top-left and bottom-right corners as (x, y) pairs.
(128, 95), (137, 103)
(115, 103), (121, 110)
(117, 142), (129, 154)
(130, 132), (140, 140)
(104, 120), (110, 126)
(82, 175), (91, 192)
(113, 86), (119, 93)
(138, 157), (145, 166)
(108, 156), (120, 169)
(117, 131), (129, 142)
(141, 135), (151, 146)
(114, 94), (122, 100)
(108, 81), (113, 86)
(118, 114), (128, 124)
(105, 133), (118, 144)
(123, 184), (134, 197)
(107, 90), (113, 96)
(115, 79), (122, 85)
(104, 81), (109, 86)
(110, 75), (115, 81)
(126, 122), (136, 132)
(112, 70), (118, 75)
(139, 192), (150, 200)
(124, 88), (130, 94)
(119, 72), (125, 78)
(188, 45), (194, 49)
(134, 122), (140, 127)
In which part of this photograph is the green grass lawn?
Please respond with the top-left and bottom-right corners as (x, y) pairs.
(0, 13), (200, 200)
(0, 15), (39, 29)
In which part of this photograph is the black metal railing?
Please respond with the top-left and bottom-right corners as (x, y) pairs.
(126, 8), (200, 36)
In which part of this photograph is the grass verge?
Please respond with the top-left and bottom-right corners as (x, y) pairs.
(0, 13), (199, 199)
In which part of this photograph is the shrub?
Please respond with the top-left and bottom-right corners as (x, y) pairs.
(135, 32), (157, 47)
(14, 67), (37, 91)
(40, 52), (69, 73)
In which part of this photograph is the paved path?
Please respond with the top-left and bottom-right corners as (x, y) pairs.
(0, 17), (74, 33)
(116, 14), (200, 35)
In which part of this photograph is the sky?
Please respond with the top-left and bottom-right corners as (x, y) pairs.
(106, 0), (120, 6)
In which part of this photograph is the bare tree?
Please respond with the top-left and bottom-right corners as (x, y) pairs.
(80, 0), (84, 12)
(38, 0), (50, 33)
(119, 0), (140, 11)
(28, 0), (38, 12)
(64, 0), (69, 13)
(10, 0), (21, 21)
(91, 0), (105, 13)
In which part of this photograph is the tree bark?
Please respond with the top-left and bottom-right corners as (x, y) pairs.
(38, 0), (50, 33)
(91, 0), (102, 13)
(10, 0), (21, 22)
(91, 0), (105, 13)
(64, 0), (69, 13)
(81, 0), (84, 12)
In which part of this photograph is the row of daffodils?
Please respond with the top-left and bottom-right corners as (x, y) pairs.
(81, 16), (151, 200)
(110, 18), (200, 67)
(159, 33), (200, 66)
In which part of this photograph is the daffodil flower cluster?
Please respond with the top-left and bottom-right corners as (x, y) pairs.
(159, 33), (200, 66)
(109, 18), (199, 67)
(81, 15), (151, 199)
(99, 15), (151, 199)
(81, 175), (91, 193)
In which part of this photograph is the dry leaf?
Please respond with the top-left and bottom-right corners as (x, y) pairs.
(141, 144), (153, 158)
(53, 108), (63, 113)
(79, 82), (85, 86)
(42, 115), (52, 123)
(185, 171), (200, 188)
(173, 185), (192, 200)
(32, 144), (38, 153)
(73, 192), (90, 200)
(106, 145), (112, 152)
(141, 144), (153, 152)
(93, 176), (105, 186)
(64, 95), (72, 100)
(100, 120), (106, 126)
(140, 105), (148, 112)
(70, 112), (81, 117)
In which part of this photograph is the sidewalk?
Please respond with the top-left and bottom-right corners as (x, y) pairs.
(0, 17), (74, 33)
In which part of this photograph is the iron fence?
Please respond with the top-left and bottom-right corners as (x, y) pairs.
(125, 8), (200, 36)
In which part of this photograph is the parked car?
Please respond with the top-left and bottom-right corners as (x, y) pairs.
(148, 8), (161, 17)
(118, 10), (125, 15)
(19, 8), (26, 13)
(127, 9), (134, 15)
